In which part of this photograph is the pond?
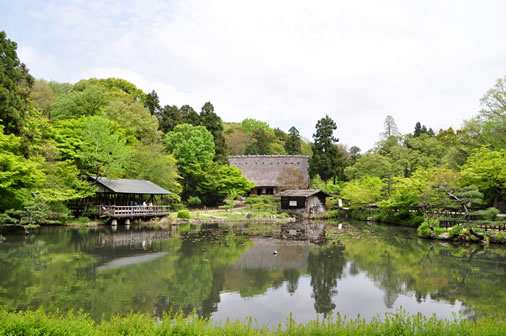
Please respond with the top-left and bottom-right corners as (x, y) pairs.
(0, 221), (505, 326)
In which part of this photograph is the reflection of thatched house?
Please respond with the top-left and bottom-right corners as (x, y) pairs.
(278, 189), (331, 213)
(229, 155), (309, 195)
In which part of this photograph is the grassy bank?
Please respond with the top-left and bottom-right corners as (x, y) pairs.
(1, 309), (504, 336)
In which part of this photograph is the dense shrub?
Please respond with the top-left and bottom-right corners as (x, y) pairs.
(177, 210), (191, 219)
(187, 196), (202, 207)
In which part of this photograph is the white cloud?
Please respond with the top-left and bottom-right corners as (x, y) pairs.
(3, 0), (505, 150)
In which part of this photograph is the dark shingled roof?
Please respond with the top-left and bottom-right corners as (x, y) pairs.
(277, 189), (331, 198)
(229, 155), (309, 188)
(91, 177), (171, 195)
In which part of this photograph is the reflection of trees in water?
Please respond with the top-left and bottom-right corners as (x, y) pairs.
(284, 269), (300, 295)
(343, 226), (506, 319)
(307, 245), (346, 317)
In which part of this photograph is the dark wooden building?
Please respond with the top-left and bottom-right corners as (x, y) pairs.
(73, 177), (172, 218)
(278, 189), (331, 214)
(229, 155), (310, 195)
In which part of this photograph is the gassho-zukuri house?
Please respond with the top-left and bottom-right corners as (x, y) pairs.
(71, 177), (171, 218)
(229, 155), (310, 195)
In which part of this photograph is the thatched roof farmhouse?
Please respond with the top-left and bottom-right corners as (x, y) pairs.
(229, 155), (310, 195)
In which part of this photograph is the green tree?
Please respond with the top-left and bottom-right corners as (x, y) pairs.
(200, 102), (228, 163)
(0, 31), (34, 136)
(102, 96), (161, 145)
(0, 125), (44, 211)
(164, 124), (215, 167)
(309, 115), (341, 185)
(241, 118), (271, 133)
(51, 84), (110, 120)
(164, 124), (215, 200)
(244, 128), (272, 155)
(158, 105), (182, 134)
(30, 79), (56, 118)
(78, 116), (129, 179)
(180, 105), (200, 126)
(284, 126), (302, 155)
(144, 90), (161, 116)
(126, 143), (182, 199)
(460, 146), (506, 209)
(340, 176), (385, 207)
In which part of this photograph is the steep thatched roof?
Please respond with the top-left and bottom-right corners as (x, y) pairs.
(229, 155), (309, 188)
(277, 189), (331, 198)
(90, 177), (171, 195)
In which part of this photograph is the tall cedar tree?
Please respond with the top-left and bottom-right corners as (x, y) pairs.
(158, 105), (182, 134)
(0, 31), (34, 136)
(310, 115), (341, 185)
(200, 102), (228, 164)
(285, 126), (302, 154)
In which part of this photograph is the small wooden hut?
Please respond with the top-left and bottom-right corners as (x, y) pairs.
(278, 189), (331, 214)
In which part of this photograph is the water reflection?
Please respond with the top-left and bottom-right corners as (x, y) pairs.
(0, 222), (505, 324)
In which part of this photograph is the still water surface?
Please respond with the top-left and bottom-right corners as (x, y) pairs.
(0, 221), (505, 325)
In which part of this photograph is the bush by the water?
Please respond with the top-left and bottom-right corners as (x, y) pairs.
(0, 308), (504, 336)
(417, 218), (440, 238)
(177, 210), (191, 219)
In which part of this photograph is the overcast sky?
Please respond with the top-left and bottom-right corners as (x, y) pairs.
(1, 0), (505, 151)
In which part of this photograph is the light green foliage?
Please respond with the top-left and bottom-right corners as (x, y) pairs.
(78, 116), (129, 178)
(345, 153), (399, 180)
(102, 96), (161, 145)
(0, 126), (44, 210)
(30, 79), (56, 118)
(460, 146), (506, 207)
(164, 123), (215, 167)
(340, 176), (385, 207)
(187, 196), (202, 207)
(196, 163), (255, 205)
(126, 143), (181, 198)
(51, 84), (110, 120)
(177, 209), (191, 219)
(224, 123), (252, 155)
(241, 118), (271, 133)
(75, 78), (146, 102)
(40, 159), (95, 202)
(310, 174), (341, 194)
(20, 191), (50, 225)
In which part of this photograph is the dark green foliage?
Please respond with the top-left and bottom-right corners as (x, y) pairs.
(309, 115), (342, 184)
(244, 128), (272, 155)
(158, 104), (182, 133)
(0, 31), (34, 136)
(144, 90), (161, 116)
(180, 104), (201, 126)
(284, 126), (302, 154)
(200, 102), (228, 163)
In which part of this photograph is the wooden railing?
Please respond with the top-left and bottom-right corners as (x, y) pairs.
(98, 205), (170, 218)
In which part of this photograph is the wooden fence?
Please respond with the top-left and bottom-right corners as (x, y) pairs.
(98, 205), (170, 218)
